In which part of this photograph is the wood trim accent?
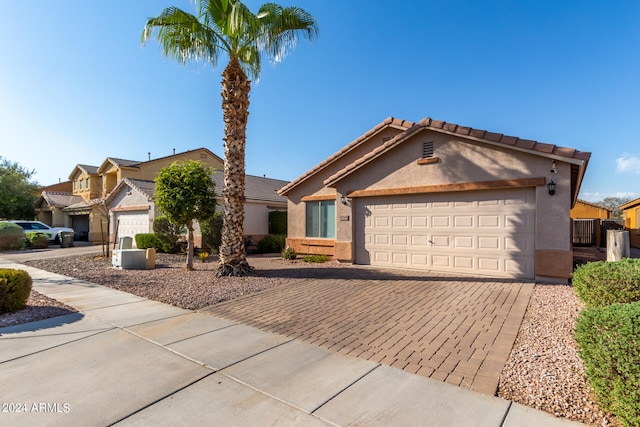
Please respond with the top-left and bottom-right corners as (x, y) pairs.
(112, 205), (151, 212)
(301, 194), (336, 202)
(416, 157), (440, 165)
(347, 177), (546, 198)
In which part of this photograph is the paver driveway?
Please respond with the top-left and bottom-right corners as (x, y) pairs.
(204, 258), (534, 395)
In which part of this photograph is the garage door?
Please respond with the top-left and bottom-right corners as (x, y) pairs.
(115, 212), (150, 244)
(354, 188), (535, 279)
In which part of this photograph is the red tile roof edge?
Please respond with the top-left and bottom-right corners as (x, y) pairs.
(278, 117), (415, 195)
(323, 116), (591, 188)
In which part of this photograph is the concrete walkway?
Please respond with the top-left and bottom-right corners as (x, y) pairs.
(0, 256), (580, 426)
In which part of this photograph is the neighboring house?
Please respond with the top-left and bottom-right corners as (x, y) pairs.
(104, 174), (288, 247)
(279, 117), (590, 283)
(570, 199), (612, 247)
(36, 148), (223, 242)
(620, 197), (640, 248)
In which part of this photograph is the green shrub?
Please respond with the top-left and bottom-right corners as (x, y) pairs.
(256, 234), (286, 254)
(281, 246), (297, 260)
(135, 233), (160, 250)
(303, 254), (329, 263)
(200, 212), (223, 253)
(575, 301), (640, 426)
(25, 231), (49, 249)
(0, 269), (32, 314)
(573, 259), (640, 307)
(153, 216), (181, 253)
(268, 211), (287, 235)
(0, 222), (25, 251)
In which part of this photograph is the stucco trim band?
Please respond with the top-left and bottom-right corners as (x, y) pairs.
(301, 194), (336, 202)
(347, 177), (546, 198)
(112, 205), (151, 212)
(286, 238), (335, 256)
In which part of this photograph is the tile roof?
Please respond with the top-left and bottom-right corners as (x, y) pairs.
(575, 199), (612, 211)
(211, 173), (288, 204)
(76, 164), (99, 175)
(277, 117), (414, 196)
(324, 116), (591, 187)
(63, 197), (105, 211)
(125, 178), (157, 200)
(38, 191), (84, 208)
(620, 197), (640, 210)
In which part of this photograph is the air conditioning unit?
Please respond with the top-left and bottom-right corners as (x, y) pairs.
(112, 249), (147, 270)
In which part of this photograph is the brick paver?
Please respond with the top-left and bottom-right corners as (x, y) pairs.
(203, 258), (534, 395)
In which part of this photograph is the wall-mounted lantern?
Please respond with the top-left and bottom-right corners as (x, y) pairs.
(547, 180), (556, 196)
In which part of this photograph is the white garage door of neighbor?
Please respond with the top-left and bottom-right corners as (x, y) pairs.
(354, 188), (535, 279)
(115, 212), (150, 243)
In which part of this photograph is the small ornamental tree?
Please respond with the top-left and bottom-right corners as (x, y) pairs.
(0, 157), (39, 220)
(155, 160), (217, 269)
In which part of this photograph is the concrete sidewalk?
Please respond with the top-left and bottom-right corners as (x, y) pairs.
(0, 257), (580, 426)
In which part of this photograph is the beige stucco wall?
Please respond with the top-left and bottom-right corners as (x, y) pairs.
(287, 129), (575, 280)
(286, 126), (404, 239)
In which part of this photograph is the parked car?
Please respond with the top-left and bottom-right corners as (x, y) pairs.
(7, 221), (74, 243)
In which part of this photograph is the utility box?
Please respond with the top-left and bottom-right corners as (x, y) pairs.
(112, 249), (147, 269)
(119, 237), (133, 250)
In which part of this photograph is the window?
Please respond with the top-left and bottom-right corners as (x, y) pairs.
(306, 200), (335, 238)
(73, 181), (77, 191)
(86, 178), (89, 188)
(79, 179), (83, 190)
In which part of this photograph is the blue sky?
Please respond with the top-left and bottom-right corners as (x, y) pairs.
(1, 1), (639, 203)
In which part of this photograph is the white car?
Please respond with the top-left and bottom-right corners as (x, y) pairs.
(8, 221), (74, 243)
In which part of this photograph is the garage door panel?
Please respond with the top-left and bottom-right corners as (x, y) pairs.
(354, 188), (535, 279)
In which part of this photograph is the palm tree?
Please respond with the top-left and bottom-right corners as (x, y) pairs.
(142, 1), (318, 276)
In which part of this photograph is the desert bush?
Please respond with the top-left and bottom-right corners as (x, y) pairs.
(25, 231), (49, 249)
(200, 212), (223, 254)
(256, 234), (286, 254)
(268, 211), (287, 235)
(198, 252), (209, 263)
(573, 259), (640, 307)
(153, 216), (181, 253)
(0, 269), (32, 314)
(281, 246), (297, 260)
(0, 222), (25, 251)
(575, 301), (640, 426)
(135, 233), (160, 250)
(303, 254), (329, 263)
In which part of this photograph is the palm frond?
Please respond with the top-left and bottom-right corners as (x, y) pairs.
(257, 3), (318, 64)
(142, 6), (222, 66)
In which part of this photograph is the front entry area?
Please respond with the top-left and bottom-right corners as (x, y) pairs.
(354, 188), (536, 279)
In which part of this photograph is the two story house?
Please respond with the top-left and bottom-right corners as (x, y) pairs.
(36, 148), (224, 243)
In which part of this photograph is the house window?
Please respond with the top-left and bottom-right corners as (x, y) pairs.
(79, 179), (83, 190)
(73, 181), (77, 191)
(86, 178), (89, 188)
(306, 200), (335, 238)
(422, 141), (435, 158)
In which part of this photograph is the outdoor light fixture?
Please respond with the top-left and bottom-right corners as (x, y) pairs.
(547, 180), (556, 196)
(340, 195), (352, 206)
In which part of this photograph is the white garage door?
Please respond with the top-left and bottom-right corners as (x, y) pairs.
(115, 212), (150, 244)
(354, 188), (535, 279)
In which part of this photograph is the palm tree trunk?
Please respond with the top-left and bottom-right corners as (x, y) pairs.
(215, 57), (254, 277)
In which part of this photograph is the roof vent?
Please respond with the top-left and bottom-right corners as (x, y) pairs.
(422, 141), (435, 158)
(382, 136), (392, 143)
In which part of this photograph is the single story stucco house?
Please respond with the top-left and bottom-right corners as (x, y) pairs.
(104, 173), (288, 247)
(279, 117), (590, 283)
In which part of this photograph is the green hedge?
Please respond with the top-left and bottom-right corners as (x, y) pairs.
(573, 259), (640, 308)
(575, 301), (640, 426)
(25, 231), (49, 249)
(256, 234), (286, 254)
(0, 222), (25, 251)
(152, 216), (181, 253)
(0, 269), (32, 314)
(268, 211), (287, 235)
(200, 212), (223, 253)
(135, 233), (160, 250)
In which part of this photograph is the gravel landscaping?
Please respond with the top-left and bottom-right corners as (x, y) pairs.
(1, 252), (619, 425)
